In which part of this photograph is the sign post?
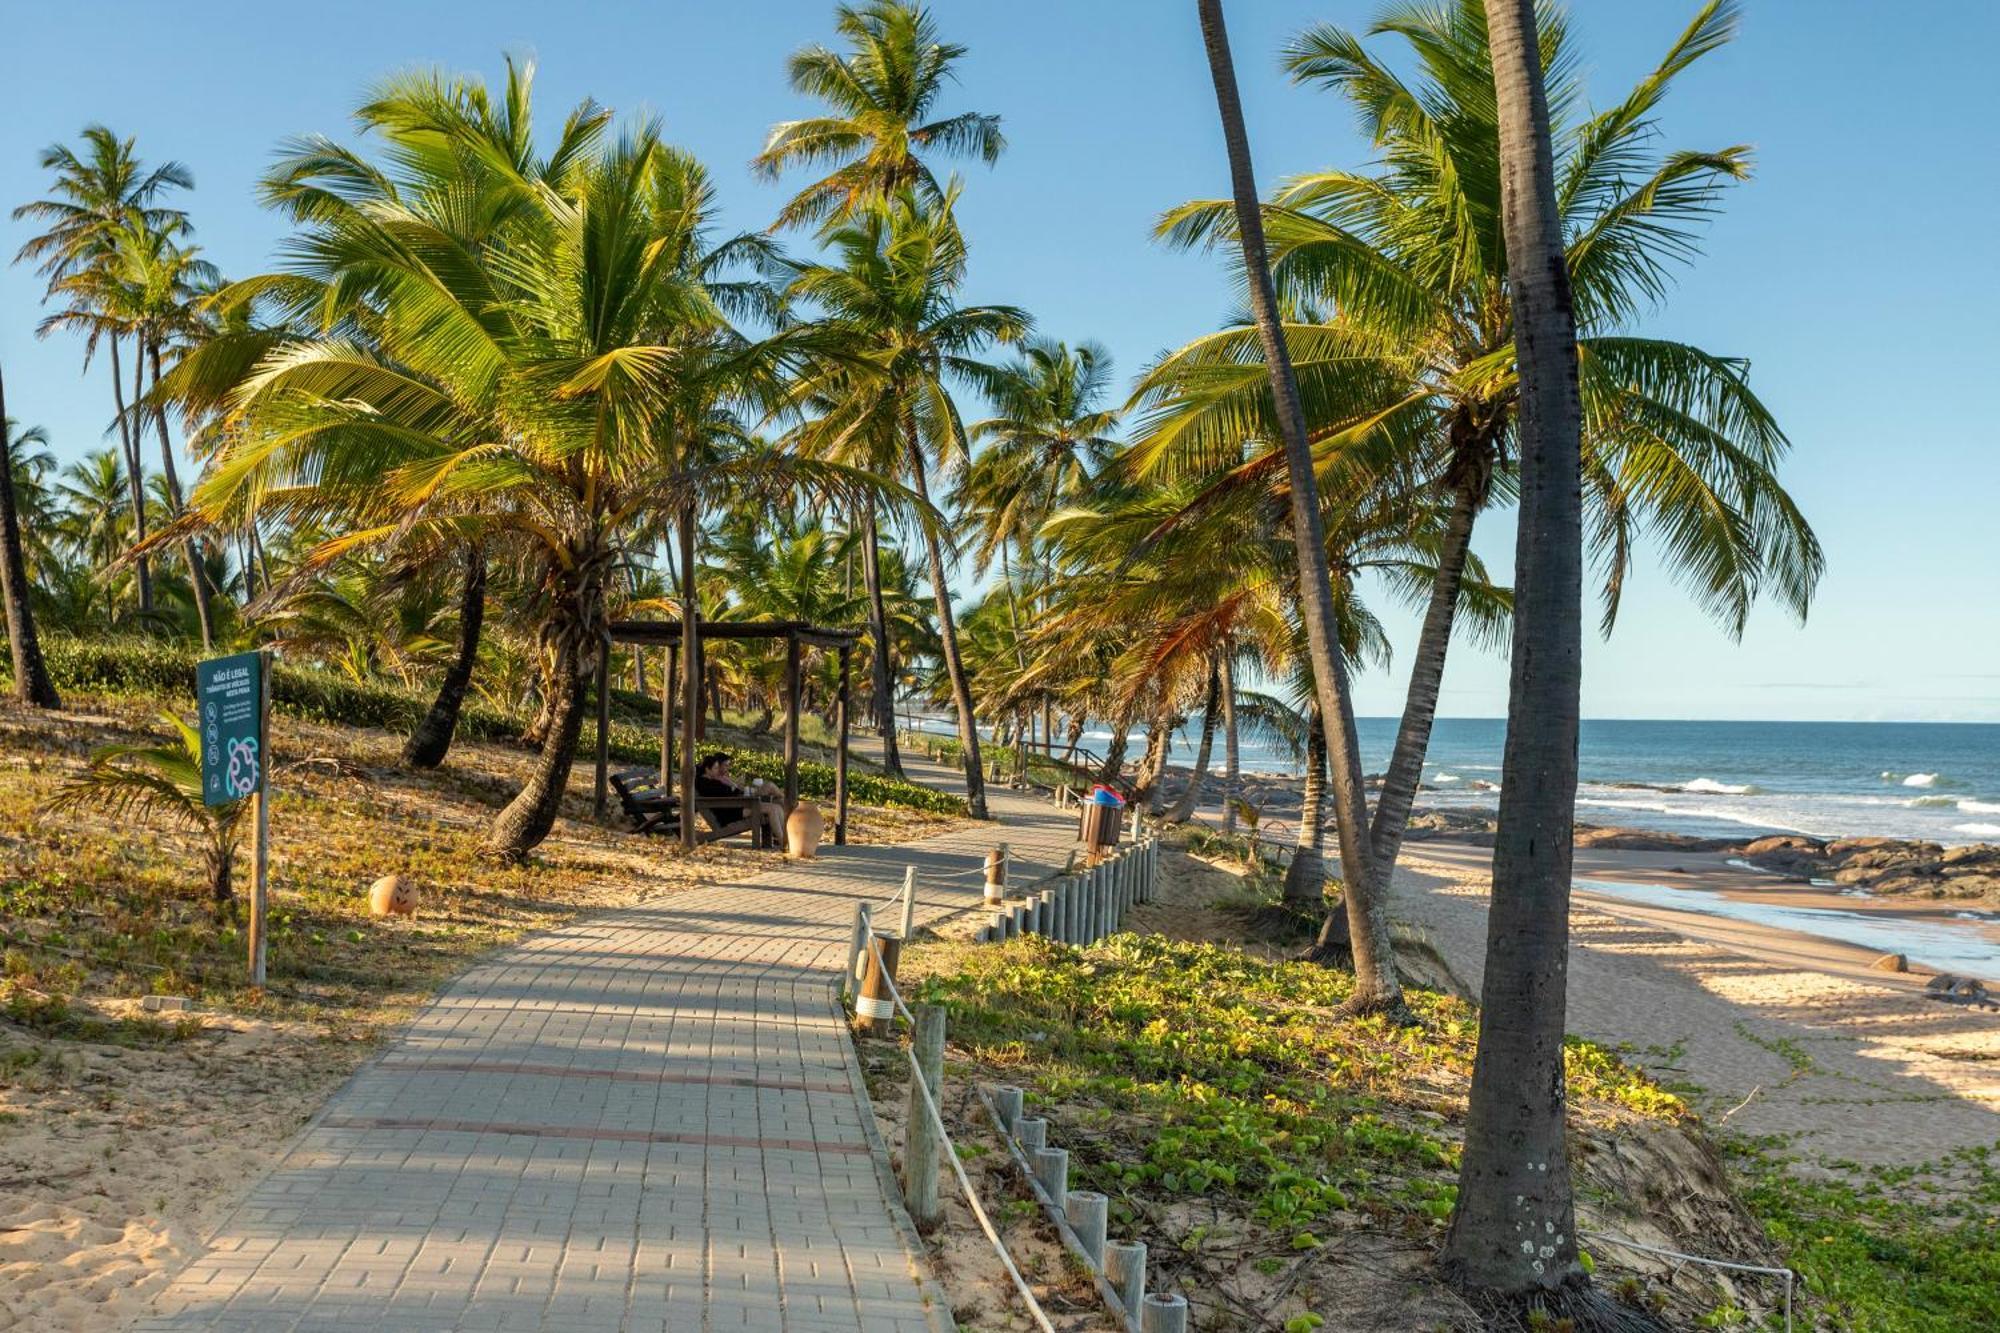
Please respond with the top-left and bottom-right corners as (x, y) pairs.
(197, 650), (271, 985)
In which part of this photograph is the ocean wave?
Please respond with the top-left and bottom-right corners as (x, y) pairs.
(1907, 795), (1959, 808)
(1681, 777), (1760, 795)
(1959, 799), (2000, 816)
(1575, 796), (1805, 833)
(1432, 773), (1462, 785)
(1886, 771), (1943, 788)
(1953, 823), (2000, 838)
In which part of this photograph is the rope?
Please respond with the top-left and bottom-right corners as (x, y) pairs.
(864, 934), (1057, 1333)
(1580, 1230), (1794, 1332)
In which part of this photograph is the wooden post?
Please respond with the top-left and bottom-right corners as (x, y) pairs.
(1106, 1241), (1148, 1316)
(834, 646), (851, 845)
(984, 843), (1007, 906)
(994, 1085), (1024, 1132)
(902, 1003), (946, 1229)
(783, 632), (801, 811)
(661, 641), (676, 780)
(678, 510), (699, 849)
(247, 648), (271, 987)
(592, 636), (611, 819)
(845, 902), (871, 1000)
(855, 931), (900, 1037)
(1033, 1145), (1069, 1203)
(899, 865), (917, 940)
(1066, 1189), (1108, 1264)
(1141, 1294), (1189, 1333)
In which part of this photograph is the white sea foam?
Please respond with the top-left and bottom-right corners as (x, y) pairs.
(1954, 823), (2000, 838)
(1903, 772), (1941, 788)
(1959, 799), (2000, 816)
(1433, 773), (1462, 785)
(1682, 777), (1757, 795)
(1908, 795), (1958, 808)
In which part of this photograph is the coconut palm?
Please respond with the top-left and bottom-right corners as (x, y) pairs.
(784, 187), (1027, 817)
(1439, 0), (1596, 1309)
(187, 66), (772, 857)
(755, 0), (1003, 232)
(111, 214), (223, 646)
(1194, 0), (1404, 1012)
(14, 127), (193, 613)
(1155, 0), (1818, 902)
(53, 713), (245, 905)
(0, 371), (60, 707)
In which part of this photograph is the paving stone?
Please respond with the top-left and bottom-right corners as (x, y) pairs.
(138, 755), (1075, 1330)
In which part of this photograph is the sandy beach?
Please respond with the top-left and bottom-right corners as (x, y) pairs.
(1391, 846), (2000, 1170)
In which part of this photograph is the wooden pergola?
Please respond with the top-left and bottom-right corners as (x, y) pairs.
(591, 618), (864, 849)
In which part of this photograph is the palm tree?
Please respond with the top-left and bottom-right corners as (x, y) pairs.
(0, 368), (60, 707)
(401, 543), (486, 768)
(115, 214), (223, 646)
(54, 714), (245, 905)
(961, 336), (1120, 753)
(784, 188), (1027, 817)
(1194, 0), (1403, 1013)
(1439, 0), (1596, 1309)
(1155, 0), (1818, 896)
(188, 65), (745, 857)
(54, 448), (134, 604)
(755, 0), (1003, 232)
(14, 127), (193, 614)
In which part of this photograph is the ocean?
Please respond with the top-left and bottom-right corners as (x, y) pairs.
(1082, 717), (2000, 846)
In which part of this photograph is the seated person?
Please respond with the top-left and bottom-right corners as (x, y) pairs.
(694, 752), (787, 849)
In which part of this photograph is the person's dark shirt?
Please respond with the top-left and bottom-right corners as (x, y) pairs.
(695, 772), (745, 822)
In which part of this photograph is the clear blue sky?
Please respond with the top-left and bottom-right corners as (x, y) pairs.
(5, 2), (1994, 722)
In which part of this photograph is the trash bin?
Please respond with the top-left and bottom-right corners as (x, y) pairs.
(1078, 787), (1125, 848)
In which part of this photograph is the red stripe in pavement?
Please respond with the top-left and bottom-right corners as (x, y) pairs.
(321, 1115), (869, 1154)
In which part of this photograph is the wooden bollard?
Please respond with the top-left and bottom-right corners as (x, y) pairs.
(1037, 889), (1055, 936)
(1106, 1240), (1147, 1315)
(844, 902), (871, 999)
(1033, 1145), (1069, 1203)
(1010, 904), (1028, 938)
(994, 1085), (1024, 1132)
(1141, 1293), (1188, 1333)
(902, 1003), (946, 1229)
(1015, 1116), (1047, 1153)
(984, 843), (1008, 906)
(1066, 1189), (1108, 1265)
(855, 931), (901, 1037)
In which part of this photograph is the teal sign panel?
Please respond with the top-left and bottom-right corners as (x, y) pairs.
(196, 651), (264, 806)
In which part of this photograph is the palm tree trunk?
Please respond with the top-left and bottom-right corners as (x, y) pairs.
(859, 497), (904, 777)
(1442, 0), (1590, 1303)
(1094, 722), (1128, 786)
(1220, 653), (1240, 835)
(1198, 0), (1400, 1012)
(1165, 660), (1221, 823)
(486, 610), (591, 860)
(904, 430), (988, 818)
(1284, 711), (1328, 904)
(107, 335), (151, 614)
(1367, 479), (1480, 876)
(147, 338), (215, 649)
(403, 543), (485, 769)
(0, 365), (60, 708)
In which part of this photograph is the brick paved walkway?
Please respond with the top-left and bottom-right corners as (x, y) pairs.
(137, 754), (1076, 1332)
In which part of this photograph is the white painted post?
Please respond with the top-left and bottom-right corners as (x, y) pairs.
(1142, 1293), (1188, 1333)
(994, 1085), (1024, 1132)
(1105, 1240), (1147, 1316)
(1033, 1146), (1068, 1203)
(845, 902), (870, 998)
(1066, 1189), (1108, 1266)
(902, 1003), (946, 1228)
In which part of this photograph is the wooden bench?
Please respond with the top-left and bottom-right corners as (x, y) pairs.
(609, 769), (771, 847)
